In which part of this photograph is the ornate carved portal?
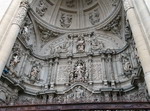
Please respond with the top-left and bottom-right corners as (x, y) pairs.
(1, 0), (149, 109)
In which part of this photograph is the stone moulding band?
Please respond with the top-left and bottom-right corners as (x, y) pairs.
(0, 102), (150, 110)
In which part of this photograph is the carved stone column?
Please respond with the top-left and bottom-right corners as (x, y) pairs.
(67, 56), (72, 85)
(47, 59), (53, 88)
(0, 0), (29, 77)
(50, 57), (59, 89)
(123, 0), (150, 95)
(101, 54), (107, 86)
(107, 54), (115, 87)
(88, 55), (93, 84)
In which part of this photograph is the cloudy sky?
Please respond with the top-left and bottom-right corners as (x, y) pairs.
(0, 0), (12, 21)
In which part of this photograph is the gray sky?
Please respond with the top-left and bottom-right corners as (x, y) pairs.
(0, 0), (12, 21)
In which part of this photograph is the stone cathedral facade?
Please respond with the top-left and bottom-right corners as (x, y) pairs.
(0, 0), (150, 110)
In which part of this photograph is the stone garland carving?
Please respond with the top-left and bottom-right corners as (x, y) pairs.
(89, 9), (100, 25)
(85, 0), (93, 5)
(69, 60), (88, 83)
(60, 13), (73, 28)
(36, 0), (47, 17)
(66, 0), (75, 8)
(102, 15), (121, 34)
(76, 35), (85, 53)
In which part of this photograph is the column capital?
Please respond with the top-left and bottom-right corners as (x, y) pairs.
(20, 0), (29, 9)
(12, 0), (29, 27)
(122, 0), (134, 12)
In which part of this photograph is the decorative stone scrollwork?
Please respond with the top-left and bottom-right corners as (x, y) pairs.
(70, 60), (87, 82)
(36, 0), (47, 17)
(60, 13), (73, 28)
(89, 9), (100, 25)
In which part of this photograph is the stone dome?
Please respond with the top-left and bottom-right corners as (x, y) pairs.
(30, 0), (121, 31)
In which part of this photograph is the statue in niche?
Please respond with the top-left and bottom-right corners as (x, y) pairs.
(29, 65), (40, 83)
(10, 54), (20, 68)
(76, 35), (85, 52)
(85, 0), (93, 5)
(121, 53), (132, 72)
(36, 0), (47, 17)
(9, 43), (21, 69)
(66, 0), (75, 8)
(91, 38), (104, 51)
(89, 9), (100, 25)
(60, 13), (72, 28)
(70, 60), (87, 82)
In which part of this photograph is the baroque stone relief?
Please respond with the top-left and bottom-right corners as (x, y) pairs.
(60, 13), (73, 28)
(89, 9), (100, 25)
(102, 14), (121, 35)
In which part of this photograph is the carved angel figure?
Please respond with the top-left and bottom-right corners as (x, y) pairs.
(10, 54), (20, 68)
